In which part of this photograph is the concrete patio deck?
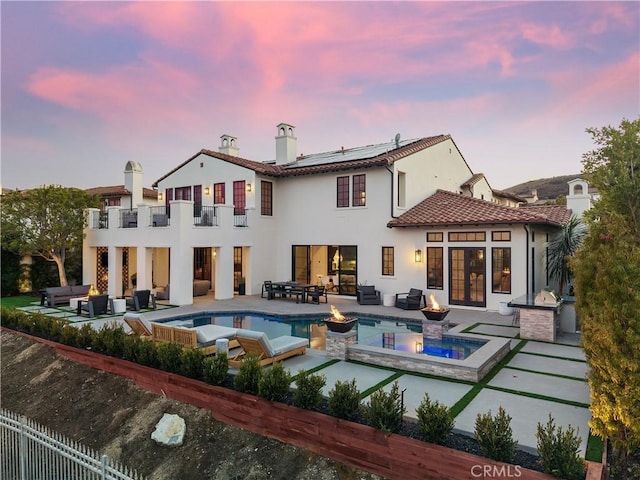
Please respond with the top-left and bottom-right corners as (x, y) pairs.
(18, 292), (591, 457)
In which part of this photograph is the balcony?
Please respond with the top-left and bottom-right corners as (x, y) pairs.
(150, 206), (170, 227)
(120, 209), (138, 228)
(91, 212), (109, 229)
(194, 206), (218, 227)
(234, 208), (247, 227)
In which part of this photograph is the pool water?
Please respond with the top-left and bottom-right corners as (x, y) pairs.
(161, 312), (485, 360)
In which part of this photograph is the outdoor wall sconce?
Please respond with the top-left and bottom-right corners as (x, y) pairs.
(246, 183), (252, 192)
(415, 249), (422, 263)
(158, 192), (163, 201)
(204, 187), (210, 195)
(415, 341), (423, 354)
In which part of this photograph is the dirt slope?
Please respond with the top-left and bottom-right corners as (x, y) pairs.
(0, 330), (382, 480)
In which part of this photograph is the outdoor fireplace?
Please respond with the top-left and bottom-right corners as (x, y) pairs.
(421, 294), (450, 321)
(324, 305), (357, 333)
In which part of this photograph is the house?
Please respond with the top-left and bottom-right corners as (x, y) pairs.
(83, 123), (572, 310)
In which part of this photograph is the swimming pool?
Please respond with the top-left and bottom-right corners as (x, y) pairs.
(159, 312), (485, 360)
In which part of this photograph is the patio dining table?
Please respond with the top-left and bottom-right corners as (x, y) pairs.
(269, 282), (314, 303)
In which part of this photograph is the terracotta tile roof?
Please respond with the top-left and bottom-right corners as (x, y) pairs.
(461, 173), (486, 188)
(492, 189), (527, 203)
(152, 135), (451, 187)
(387, 190), (569, 228)
(85, 185), (158, 199)
(518, 204), (573, 224)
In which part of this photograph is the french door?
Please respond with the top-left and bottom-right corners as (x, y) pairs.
(449, 247), (486, 307)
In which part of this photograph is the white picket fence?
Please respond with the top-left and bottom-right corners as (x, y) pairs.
(0, 409), (144, 480)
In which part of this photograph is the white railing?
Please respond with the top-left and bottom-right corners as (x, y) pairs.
(0, 409), (144, 480)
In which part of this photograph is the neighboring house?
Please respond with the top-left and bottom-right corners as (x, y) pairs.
(83, 123), (572, 310)
(83, 161), (159, 294)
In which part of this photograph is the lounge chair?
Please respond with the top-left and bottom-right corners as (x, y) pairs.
(395, 288), (426, 310)
(124, 313), (153, 336)
(357, 285), (381, 305)
(77, 294), (109, 318)
(151, 323), (239, 355)
(126, 289), (157, 311)
(229, 329), (307, 367)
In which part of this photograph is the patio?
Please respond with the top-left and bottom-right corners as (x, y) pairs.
(16, 293), (591, 457)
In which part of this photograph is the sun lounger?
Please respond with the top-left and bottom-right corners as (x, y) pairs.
(229, 329), (308, 367)
(151, 323), (239, 355)
(123, 313), (154, 336)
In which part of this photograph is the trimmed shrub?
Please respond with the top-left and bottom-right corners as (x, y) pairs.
(122, 334), (143, 362)
(474, 406), (518, 462)
(93, 323), (126, 357)
(156, 342), (184, 374)
(180, 347), (205, 380)
(203, 353), (229, 386)
(258, 362), (292, 402)
(135, 338), (159, 368)
(416, 393), (454, 445)
(293, 370), (326, 410)
(75, 324), (96, 349)
(233, 354), (262, 395)
(328, 379), (360, 421)
(365, 381), (406, 433)
(59, 324), (79, 346)
(536, 414), (586, 480)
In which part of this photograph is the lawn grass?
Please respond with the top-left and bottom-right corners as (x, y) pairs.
(0, 295), (39, 309)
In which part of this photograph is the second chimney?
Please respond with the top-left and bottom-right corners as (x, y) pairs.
(219, 134), (239, 156)
(275, 123), (296, 165)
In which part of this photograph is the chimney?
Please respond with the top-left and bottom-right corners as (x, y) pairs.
(124, 161), (143, 207)
(275, 123), (296, 165)
(219, 134), (239, 156)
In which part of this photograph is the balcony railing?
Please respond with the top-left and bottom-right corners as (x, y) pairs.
(150, 206), (169, 227)
(194, 205), (218, 227)
(234, 208), (247, 227)
(120, 209), (138, 228)
(92, 211), (109, 229)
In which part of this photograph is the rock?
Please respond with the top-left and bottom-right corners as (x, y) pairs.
(151, 413), (186, 447)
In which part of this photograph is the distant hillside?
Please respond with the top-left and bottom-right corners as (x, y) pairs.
(504, 174), (581, 200)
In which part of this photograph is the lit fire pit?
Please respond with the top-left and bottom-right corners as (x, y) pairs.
(421, 294), (450, 321)
(324, 305), (357, 333)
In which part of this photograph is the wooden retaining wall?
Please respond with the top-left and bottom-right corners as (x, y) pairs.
(5, 329), (602, 480)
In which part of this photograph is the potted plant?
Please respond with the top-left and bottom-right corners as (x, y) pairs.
(237, 276), (246, 296)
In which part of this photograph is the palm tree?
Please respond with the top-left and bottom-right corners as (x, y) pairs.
(546, 216), (586, 296)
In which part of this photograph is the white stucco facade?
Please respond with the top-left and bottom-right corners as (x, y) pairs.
(83, 128), (569, 310)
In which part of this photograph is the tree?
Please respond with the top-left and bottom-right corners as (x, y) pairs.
(545, 215), (586, 296)
(1, 186), (100, 287)
(572, 117), (640, 455)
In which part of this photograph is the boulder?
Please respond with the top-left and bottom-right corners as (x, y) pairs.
(151, 413), (186, 447)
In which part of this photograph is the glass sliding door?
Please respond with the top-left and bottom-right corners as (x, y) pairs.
(449, 247), (485, 307)
(292, 245), (310, 284)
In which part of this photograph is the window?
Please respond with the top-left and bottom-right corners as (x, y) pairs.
(174, 186), (191, 200)
(382, 247), (394, 276)
(193, 185), (202, 217)
(261, 181), (272, 216)
(352, 174), (366, 207)
(214, 183), (225, 204)
(492, 231), (511, 241)
(337, 176), (349, 207)
(397, 172), (406, 208)
(427, 232), (443, 242)
(492, 248), (511, 294)
(449, 231), (486, 242)
(233, 181), (246, 215)
(427, 247), (443, 289)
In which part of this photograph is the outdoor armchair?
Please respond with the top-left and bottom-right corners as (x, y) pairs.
(77, 294), (109, 318)
(126, 289), (157, 311)
(357, 285), (381, 305)
(306, 285), (327, 304)
(395, 288), (426, 310)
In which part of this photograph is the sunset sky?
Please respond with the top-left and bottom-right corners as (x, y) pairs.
(2, 1), (638, 191)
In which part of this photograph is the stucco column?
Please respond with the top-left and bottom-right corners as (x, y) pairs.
(170, 201), (195, 305)
(136, 247), (153, 291)
(108, 246), (123, 297)
(215, 246), (234, 300)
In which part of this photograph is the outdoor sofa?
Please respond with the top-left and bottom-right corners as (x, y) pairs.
(44, 285), (91, 306)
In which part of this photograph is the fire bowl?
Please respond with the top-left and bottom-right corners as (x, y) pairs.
(324, 318), (357, 333)
(421, 308), (450, 322)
